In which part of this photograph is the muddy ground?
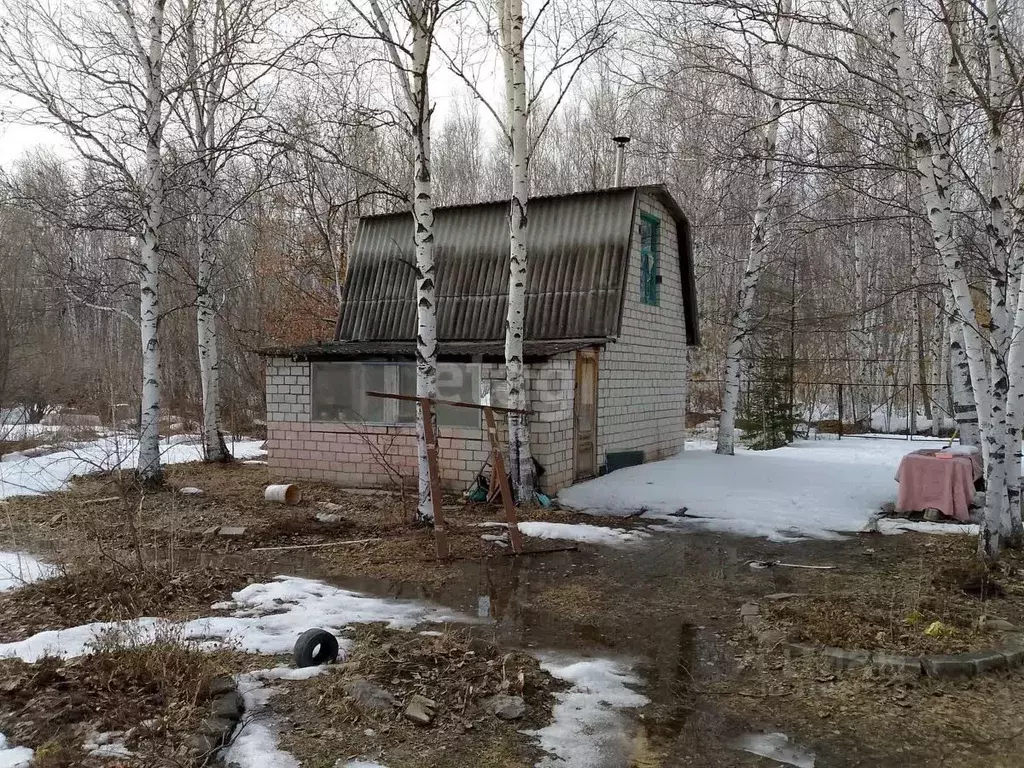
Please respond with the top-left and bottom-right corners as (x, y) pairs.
(2, 461), (1024, 766)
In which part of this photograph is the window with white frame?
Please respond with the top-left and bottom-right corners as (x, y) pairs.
(312, 361), (482, 428)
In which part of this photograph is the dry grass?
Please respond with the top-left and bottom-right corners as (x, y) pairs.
(275, 625), (559, 768)
(718, 645), (1024, 767)
(0, 562), (257, 643)
(759, 536), (1024, 655)
(0, 625), (255, 767)
(0, 461), (629, 587)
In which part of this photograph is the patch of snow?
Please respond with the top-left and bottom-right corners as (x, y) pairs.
(0, 576), (464, 662)
(732, 731), (816, 768)
(523, 656), (648, 768)
(341, 762), (388, 768)
(0, 433), (265, 499)
(559, 438), (954, 542)
(877, 519), (979, 536)
(0, 733), (32, 768)
(517, 521), (647, 547)
(0, 552), (56, 592)
(221, 667), (324, 768)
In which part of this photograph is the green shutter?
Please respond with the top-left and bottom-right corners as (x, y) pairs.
(640, 214), (660, 306)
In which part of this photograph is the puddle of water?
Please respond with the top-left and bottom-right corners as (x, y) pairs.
(45, 537), (828, 766)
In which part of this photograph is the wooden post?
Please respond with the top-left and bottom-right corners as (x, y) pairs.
(484, 407), (524, 553)
(366, 390), (529, 560)
(419, 397), (449, 559)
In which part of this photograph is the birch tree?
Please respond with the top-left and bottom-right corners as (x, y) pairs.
(355, 0), (443, 521)
(716, 0), (795, 455)
(889, 0), (1024, 559)
(446, 0), (610, 500)
(179, 0), (233, 462)
(174, 0), (298, 461)
(0, 0), (175, 483)
(495, 0), (532, 499)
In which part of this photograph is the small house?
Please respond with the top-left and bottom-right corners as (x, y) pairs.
(262, 185), (699, 495)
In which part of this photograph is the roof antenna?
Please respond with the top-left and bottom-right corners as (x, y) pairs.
(612, 136), (630, 187)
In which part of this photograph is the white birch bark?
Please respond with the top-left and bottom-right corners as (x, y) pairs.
(716, 0), (793, 455)
(368, 0), (439, 521)
(196, 160), (228, 462)
(410, 1), (439, 522)
(980, 0), (1020, 555)
(851, 209), (874, 426)
(949, 319), (980, 447)
(187, 4), (230, 463)
(133, 0), (167, 484)
(930, 304), (944, 437)
(887, 0), (991, 456)
(497, 0), (534, 498)
(1007, 219), (1024, 543)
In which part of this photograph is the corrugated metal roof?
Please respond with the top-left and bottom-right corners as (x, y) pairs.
(335, 184), (699, 346)
(261, 339), (606, 362)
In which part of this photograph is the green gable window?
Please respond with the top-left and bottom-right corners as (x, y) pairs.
(639, 213), (660, 306)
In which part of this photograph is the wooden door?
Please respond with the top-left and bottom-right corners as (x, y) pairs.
(574, 349), (599, 481)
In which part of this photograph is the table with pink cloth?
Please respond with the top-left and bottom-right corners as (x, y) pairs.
(894, 448), (980, 522)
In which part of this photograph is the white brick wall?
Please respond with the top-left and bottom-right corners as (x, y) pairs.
(265, 355), (576, 493)
(266, 359), (311, 422)
(597, 190), (689, 464)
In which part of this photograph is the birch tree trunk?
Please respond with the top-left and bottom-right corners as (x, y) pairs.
(716, 0), (793, 455)
(851, 208), (874, 426)
(367, 0), (439, 521)
(979, 0), (1020, 555)
(135, 0), (167, 484)
(947, 292), (981, 448)
(409, 0), (439, 523)
(186, 0), (230, 463)
(196, 157), (229, 462)
(498, 0), (534, 499)
(887, 0), (991, 462)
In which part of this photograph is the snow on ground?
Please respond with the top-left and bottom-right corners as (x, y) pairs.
(517, 521), (648, 547)
(221, 666), (326, 768)
(877, 519), (979, 536)
(523, 656), (648, 768)
(0, 433), (265, 499)
(732, 732), (816, 768)
(0, 552), (57, 592)
(559, 437), (953, 542)
(0, 575), (464, 662)
(0, 733), (32, 768)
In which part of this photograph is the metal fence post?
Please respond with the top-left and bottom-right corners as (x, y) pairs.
(837, 383), (844, 439)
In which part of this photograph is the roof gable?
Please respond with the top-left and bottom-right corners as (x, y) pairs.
(336, 185), (698, 345)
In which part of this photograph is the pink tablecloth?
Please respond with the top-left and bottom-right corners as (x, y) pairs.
(895, 453), (974, 522)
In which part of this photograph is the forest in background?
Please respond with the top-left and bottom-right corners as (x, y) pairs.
(1, 0), (999, 428)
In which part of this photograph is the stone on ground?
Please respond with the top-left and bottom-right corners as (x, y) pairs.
(484, 694), (526, 720)
(344, 679), (400, 712)
(404, 694), (438, 725)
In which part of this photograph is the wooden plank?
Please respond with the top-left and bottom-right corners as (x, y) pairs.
(253, 537), (382, 552)
(484, 407), (524, 554)
(368, 391), (529, 415)
(420, 397), (449, 559)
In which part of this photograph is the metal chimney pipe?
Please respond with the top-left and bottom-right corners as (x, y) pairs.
(612, 136), (631, 186)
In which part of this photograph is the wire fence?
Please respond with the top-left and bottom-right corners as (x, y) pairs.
(688, 376), (955, 442)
